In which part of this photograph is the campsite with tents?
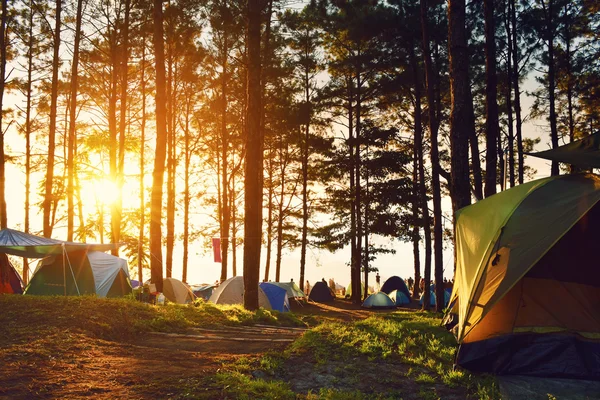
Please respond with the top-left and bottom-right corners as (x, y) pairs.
(0, 0), (600, 397)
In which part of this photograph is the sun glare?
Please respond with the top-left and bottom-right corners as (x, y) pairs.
(92, 179), (120, 206)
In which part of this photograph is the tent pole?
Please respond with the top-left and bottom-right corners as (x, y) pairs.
(62, 244), (66, 296)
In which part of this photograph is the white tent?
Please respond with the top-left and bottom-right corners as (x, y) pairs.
(209, 276), (272, 309)
(163, 277), (196, 304)
(87, 251), (130, 298)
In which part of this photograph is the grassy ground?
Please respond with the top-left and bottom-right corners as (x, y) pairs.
(0, 295), (499, 399)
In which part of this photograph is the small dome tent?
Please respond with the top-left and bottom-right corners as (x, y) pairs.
(362, 292), (395, 309)
(270, 281), (306, 299)
(259, 282), (290, 312)
(346, 282), (370, 298)
(209, 276), (272, 309)
(163, 278), (196, 304)
(380, 276), (411, 299)
(388, 290), (410, 306)
(309, 281), (334, 303)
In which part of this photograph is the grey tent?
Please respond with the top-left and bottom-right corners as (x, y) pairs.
(209, 276), (272, 309)
(270, 281), (306, 299)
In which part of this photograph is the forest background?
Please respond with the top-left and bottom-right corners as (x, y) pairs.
(0, 0), (598, 302)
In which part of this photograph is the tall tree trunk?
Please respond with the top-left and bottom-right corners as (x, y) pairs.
(510, 0), (524, 184)
(421, 0), (443, 310)
(220, 40), (230, 282)
(563, 2), (574, 149)
(448, 0), (473, 296)
(264, 155), (273, 282)
(66, 0), (84, 241)
(109, 18), (119, 247)
(409, 46), (422, 299)
(243, 0), (263, 310)
(347, 75), (358, 303)
(231, 174), (237, 276)
(165, 36), (175, 278)
(299, 49), (311, 293)
(354, 62), (363, 306)
(544, 0), (559, 175)
(138, 39), (147, 286)
(150, 0), (168, 292)
(275, 153), (285, 282)
(0, 0), (8, 229)
(43, 0), (61, 237)
(447, 0), (473, 211)
(504, 0), (515, 187)
(114, 0), (131, 253)
(23, 1), (34, 283)
(484, 0), (499, 197)
(182, 93), (191, 283)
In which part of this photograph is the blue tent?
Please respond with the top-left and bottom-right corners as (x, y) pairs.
(259, 282), (290, 312)
(380, 276), (411, 299)
(388, 290), (410, 306)
(191, 284), (215, 301)
(419, 290), (450, 307)
(362, 292), (395, 309)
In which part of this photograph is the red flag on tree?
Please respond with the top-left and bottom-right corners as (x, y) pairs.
(212, 238), (222, 263)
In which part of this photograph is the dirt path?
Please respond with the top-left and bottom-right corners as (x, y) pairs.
(0, 325), (307, 400)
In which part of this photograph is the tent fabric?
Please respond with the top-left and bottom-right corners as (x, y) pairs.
(380, 276), (411, 298)
(362, 292), (395, 309)
(270, 281), (306, 298)
(450, 174), (600, 341)
(450, 173), (600, 379)
(209, 276), (272, 309)
(346, 282), (371, 298)
(0, 254), (23, 294)
(309, 281), (334, 302)
(388, 290), (410, 306)
(163, 278), (196, 304)
(191, 284), (214, 300)
(87, 251), (130, 298)
(419, 290), (449, 307)
(527, 131), (600, 169)
(259, 283), (290, 312)
(25, 252), (96, 296)
(25, 251), (132, 297)
(0, 228), (120, 258)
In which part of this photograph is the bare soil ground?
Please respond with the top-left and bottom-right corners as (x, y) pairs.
(0, 298), (450, 400)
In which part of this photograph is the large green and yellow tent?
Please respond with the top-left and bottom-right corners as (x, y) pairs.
(450, 173), (600, 379)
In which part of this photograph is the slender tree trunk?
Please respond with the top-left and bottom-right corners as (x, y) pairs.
(409, 47), (422, 299)
(354, 63), (363, 306)
(422, 0), (444, 310)
(231, 174), (237, 276)
(23, 2), (34, 283)
(448, 0), (473, 296)
(43, 0), (61, 237)
(347, 75), (358, 303)
(114, 0), (131, 253)
(504, 1), (515, 187)
(484, 0), (499, 197)
(264, 154), (273, 282)
(138, 39), (147, 286)
(299, 51), (311, 293)
(109, 19), (119, 246)
(447, 0), (473, 211)
(182, 94), (191, 283)
(0, 0), (8, 229)
(544, 0), (559, 175)
(469, 124), (483, 200)
(275, 153), (285, 282)
(564, 3), (574, 149)
(150, 0), (168, 292)
(243, 0), (263, 310)
(66, 0), (84, 241)
(510, 0), (524, 184)
(165, 36), (175, 278)
(220, 40), (230, 282)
